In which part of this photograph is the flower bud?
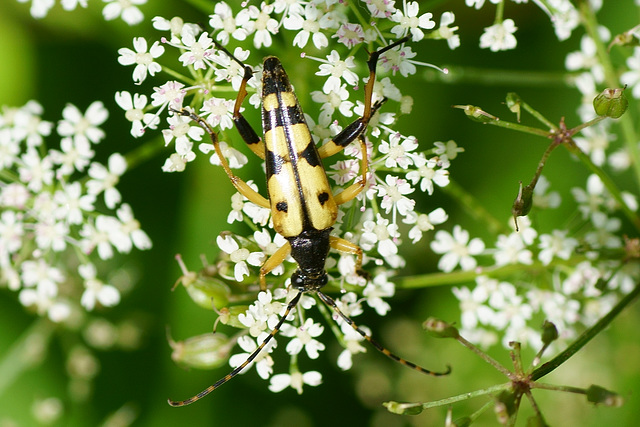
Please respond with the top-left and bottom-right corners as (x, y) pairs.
(494, 390), (516, 425)
(454, 105), (498, 123)
(593, 87), (628, 118)
(216, 305), (250, 329)
(512, 181), (534, 231)
(382, 401), (424, 415)
(423, 317), (459, 338)
(170, 333), (232, 370)
(540, 320), (558, 346)
(586, 385), (624, 407)
(505, 92), (522, 122)
(184, 277), (231, 310)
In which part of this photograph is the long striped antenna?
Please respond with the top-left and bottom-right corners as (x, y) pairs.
(317, 291), (451, 377)
(167, 291), (303, 407)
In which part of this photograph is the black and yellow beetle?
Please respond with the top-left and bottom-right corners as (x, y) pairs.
(169, 36), (449, 406)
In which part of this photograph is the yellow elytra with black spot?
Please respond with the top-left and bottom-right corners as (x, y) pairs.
(168, 36), (449, 408)
(261, 57), (338, 238)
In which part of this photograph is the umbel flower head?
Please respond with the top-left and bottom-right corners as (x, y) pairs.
(125, 1), (457, 394)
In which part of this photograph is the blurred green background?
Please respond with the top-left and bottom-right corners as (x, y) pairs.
(1, 1), (639, 426)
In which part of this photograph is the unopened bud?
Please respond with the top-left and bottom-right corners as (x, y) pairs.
(540, 320), (558, 346)
(216, 305), (250, 329)
(512, 181), (534, 231)
(586, 385), (624, 407)
(593, 87), (628, 118)
(495, 391), (516, 425)
(170, 333), (232, 370)
(505, 92), (522, 122)
(184, 277), (231, 310)
(423, 317), (459, 338)
(454, 105), (498, 123)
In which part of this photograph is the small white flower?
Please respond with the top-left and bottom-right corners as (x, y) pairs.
(431, 225), (485, 272)
(79, 263), (121, 310)
(437, 12), (460, 50)
(283, 3), (328, 49)
(102, 0), (146, 26)
(86, 153), (127, 209)
(217, 234), (264, 282)
(281, 318), (325, 359)
(118, 37), (164, 84)
(390, 1), (435, 42)
(403, 207), (448, 243)
(479, 19), (518, 52)
(493, 232), (533, 266)
(377, 175), (415, 219)
(115, 91), (158, 137)
(57, 101), (108, 145)
(315, 51), (359, 94)
(538, 230), (579, 265)
(229, 333), (276, 379)
(269, 370), (322, 394)
(209, 1), (249, 45)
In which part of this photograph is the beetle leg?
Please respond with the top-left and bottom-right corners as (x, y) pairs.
(258, 241), (292, 290)
(173, 108), (270, 209)
(333, 135), (369, 206)
(329, 235), (370, 281)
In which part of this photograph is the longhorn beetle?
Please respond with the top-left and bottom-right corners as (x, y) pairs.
(169, 36), (449, 407)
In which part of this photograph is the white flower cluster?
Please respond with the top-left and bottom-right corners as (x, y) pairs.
(16, 0), (147, 25)
(465, 0), (585, 51)
(120, 1), (460, 393)
(0, 100), (151, 321)
(446, 173), (638, 349)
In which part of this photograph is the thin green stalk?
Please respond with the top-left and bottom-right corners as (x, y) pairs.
(581, 2), (640, 188)
(485, 119), (551, 138)
(384, 382), (511, 413)
(531, 282), (640, 380)
(0, 317), (55, 398)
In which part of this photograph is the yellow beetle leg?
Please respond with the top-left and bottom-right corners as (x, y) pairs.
(259, 241), (292, 290)
(175, 109), (270, 209)
(232, 64), (266, 160)
(333, 135), (368, 206)
(329, 235), (369, 280)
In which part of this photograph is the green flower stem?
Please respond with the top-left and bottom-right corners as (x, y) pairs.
(162, 66), (196, 86)
(0, 317), (55, 399)
(457, 334), (513, 378)
(530, 382), (587, 395)
(567, 143), (640, 232)
(384, 382), (511, 413)
(581, 2), (640, 187)
(531, 282), (640, 381)
(484, 118), (551, 138)
(495, 0), (505, 23)
(518, 99), (558, 131)
(441, 179), (510, 236)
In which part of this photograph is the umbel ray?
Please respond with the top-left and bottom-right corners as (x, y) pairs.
(169, 36), (450, 407)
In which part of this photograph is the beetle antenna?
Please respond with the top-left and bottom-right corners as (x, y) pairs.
(168, 291), (303, 407)
(317, 290), (451, 377)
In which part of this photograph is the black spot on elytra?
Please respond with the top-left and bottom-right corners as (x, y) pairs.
(276, 201), (288, 212)
(318, 192), (329, 205)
